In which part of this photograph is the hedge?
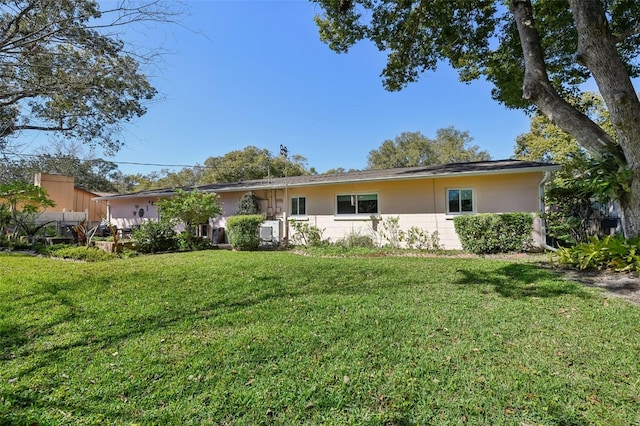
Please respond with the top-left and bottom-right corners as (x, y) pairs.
(453, 213), (534, 254)
(226, 215), (264, 251)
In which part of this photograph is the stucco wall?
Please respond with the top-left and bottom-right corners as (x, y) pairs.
(35, 173), (109, 222)
(102, 171), (546, 250)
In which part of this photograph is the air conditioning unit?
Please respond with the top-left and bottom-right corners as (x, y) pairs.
(259, 220), (281, 246)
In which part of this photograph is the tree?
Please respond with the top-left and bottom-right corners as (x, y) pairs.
(199, 146), (311, 184)
(0, 140), (119, 191)
(313, 0), (640, 237)
(156, 189), (221, 236)
(0, 1), (180, 155)
(514, 92), (612, 164)
(367, 128), (490, 169)
(0, 180), (56, 241)
(515, 93), (621, 246)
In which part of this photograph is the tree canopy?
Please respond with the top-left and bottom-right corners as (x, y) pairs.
(156, 189), (221, 235)
(367, 128), (490, 170)
(0, 0), (179, 155)
(0, 141), (118, 192)
(200, 146), (312, 183)
(313, 0), (640, 237)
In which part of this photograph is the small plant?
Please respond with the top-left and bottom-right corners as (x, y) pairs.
(335, 229), (376, 248)
(289, 220), (327, 247)
(226, 215), (264, 251)
(552, 234), (640, 272)
(376, 216), (405, 249)
(38, 244), (117, 261)
(131, 220), (178, 253)
(406, 227), (442, 250)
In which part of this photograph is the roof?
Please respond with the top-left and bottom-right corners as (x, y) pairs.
(93, 159), (560, 201)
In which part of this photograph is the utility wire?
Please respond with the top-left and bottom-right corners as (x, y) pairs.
(2, 151), (211, 170)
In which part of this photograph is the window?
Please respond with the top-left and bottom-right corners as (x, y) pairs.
(336, 194), (378, 215)
(447, 188), (474, 213)
(291, 196), (306, 216)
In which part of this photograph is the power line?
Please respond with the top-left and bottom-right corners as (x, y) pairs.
(1, 151), (208, 169)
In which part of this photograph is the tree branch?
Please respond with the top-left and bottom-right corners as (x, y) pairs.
(614, 26), (640, 44)
(509, 0), (616, 154)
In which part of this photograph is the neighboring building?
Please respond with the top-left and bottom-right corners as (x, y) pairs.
(34, 173), (111, 224)
(93, 160), (560, 250)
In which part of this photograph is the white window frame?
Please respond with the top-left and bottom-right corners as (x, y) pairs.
(446, 188), (475, 214)
(335, 193), (379, 217)
(290, 196), (307, 217)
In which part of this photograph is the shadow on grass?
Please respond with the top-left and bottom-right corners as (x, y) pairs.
(454, 263), (593, 299)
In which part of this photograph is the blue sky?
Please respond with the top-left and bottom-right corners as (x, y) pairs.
(35, 1), (533, 175)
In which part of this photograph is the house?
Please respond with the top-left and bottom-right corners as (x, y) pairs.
(93, 160), (560, 250)
(33, 173), (112, 226)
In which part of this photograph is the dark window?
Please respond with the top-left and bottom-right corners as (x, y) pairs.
(291, 196), (306, 215)
(337, 194), (378, 215)
(447, 188), (474, 213)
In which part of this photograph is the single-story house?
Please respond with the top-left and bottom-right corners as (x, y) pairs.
(93, 159), (560, 250)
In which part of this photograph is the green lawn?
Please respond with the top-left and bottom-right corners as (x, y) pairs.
(1, 251), (639, 425)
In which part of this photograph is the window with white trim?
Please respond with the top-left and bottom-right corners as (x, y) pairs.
(290, 196), (306, 216)
(447, 188), (474, 213)
(336, 194), (378, 215)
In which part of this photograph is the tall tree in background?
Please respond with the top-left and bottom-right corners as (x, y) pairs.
(514, 92), (612, 164)
(0, 140), (119, 191)
(200, 146), (311, 184)
(367, 128), (490, 170)
(313, 0), (640, 237)
(0, 1), (180, 155)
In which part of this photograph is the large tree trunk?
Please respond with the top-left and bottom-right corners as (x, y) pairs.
(510, 0), (640, 237)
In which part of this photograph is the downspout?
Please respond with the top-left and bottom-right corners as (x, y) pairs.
(539, 171), (556, 251)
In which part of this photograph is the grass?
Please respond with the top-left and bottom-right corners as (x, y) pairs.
(1, 251), (639, 425)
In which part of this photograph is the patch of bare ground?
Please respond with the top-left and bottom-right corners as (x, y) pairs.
(552, 267), (640, 306)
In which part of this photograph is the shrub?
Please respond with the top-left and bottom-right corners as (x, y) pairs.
(289, 221), (327, 247)
(406, 227), (442, 250)
(553, 235), (640, 272)
(335, 230), (376, 249)
(39, 244), (117, 261)
(131, 220), (178, 253)
(453, 213), (533, 254)
(177, 232), (213, 251)
(376, 216), (405, 249)
(226, 215), (264, 251)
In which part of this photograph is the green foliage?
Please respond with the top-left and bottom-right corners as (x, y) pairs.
(454, 213), (534, 254)
(289, 221), (328, 247)
(199, 146), (311, 184)
(0, 141), (119, 191)
(131, 220), (178, 253)
(367, 128), (490, 170)
(375, 216), (405, 249)
(236, 191), (261, 215)
(0, 1), (169, 154)
(313, 1), (640, 107)
(553, 235), (640, 273)
(334, 229), (376, 249)
(406, 227), (442, 250)
(226, 215), (264, 251)
(371, 216), (441, 250)
(156, 189), (221, 234)
(177, 232), (212, 251)
(0, 181), (56, 242)
(38, 244), (117, 262)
